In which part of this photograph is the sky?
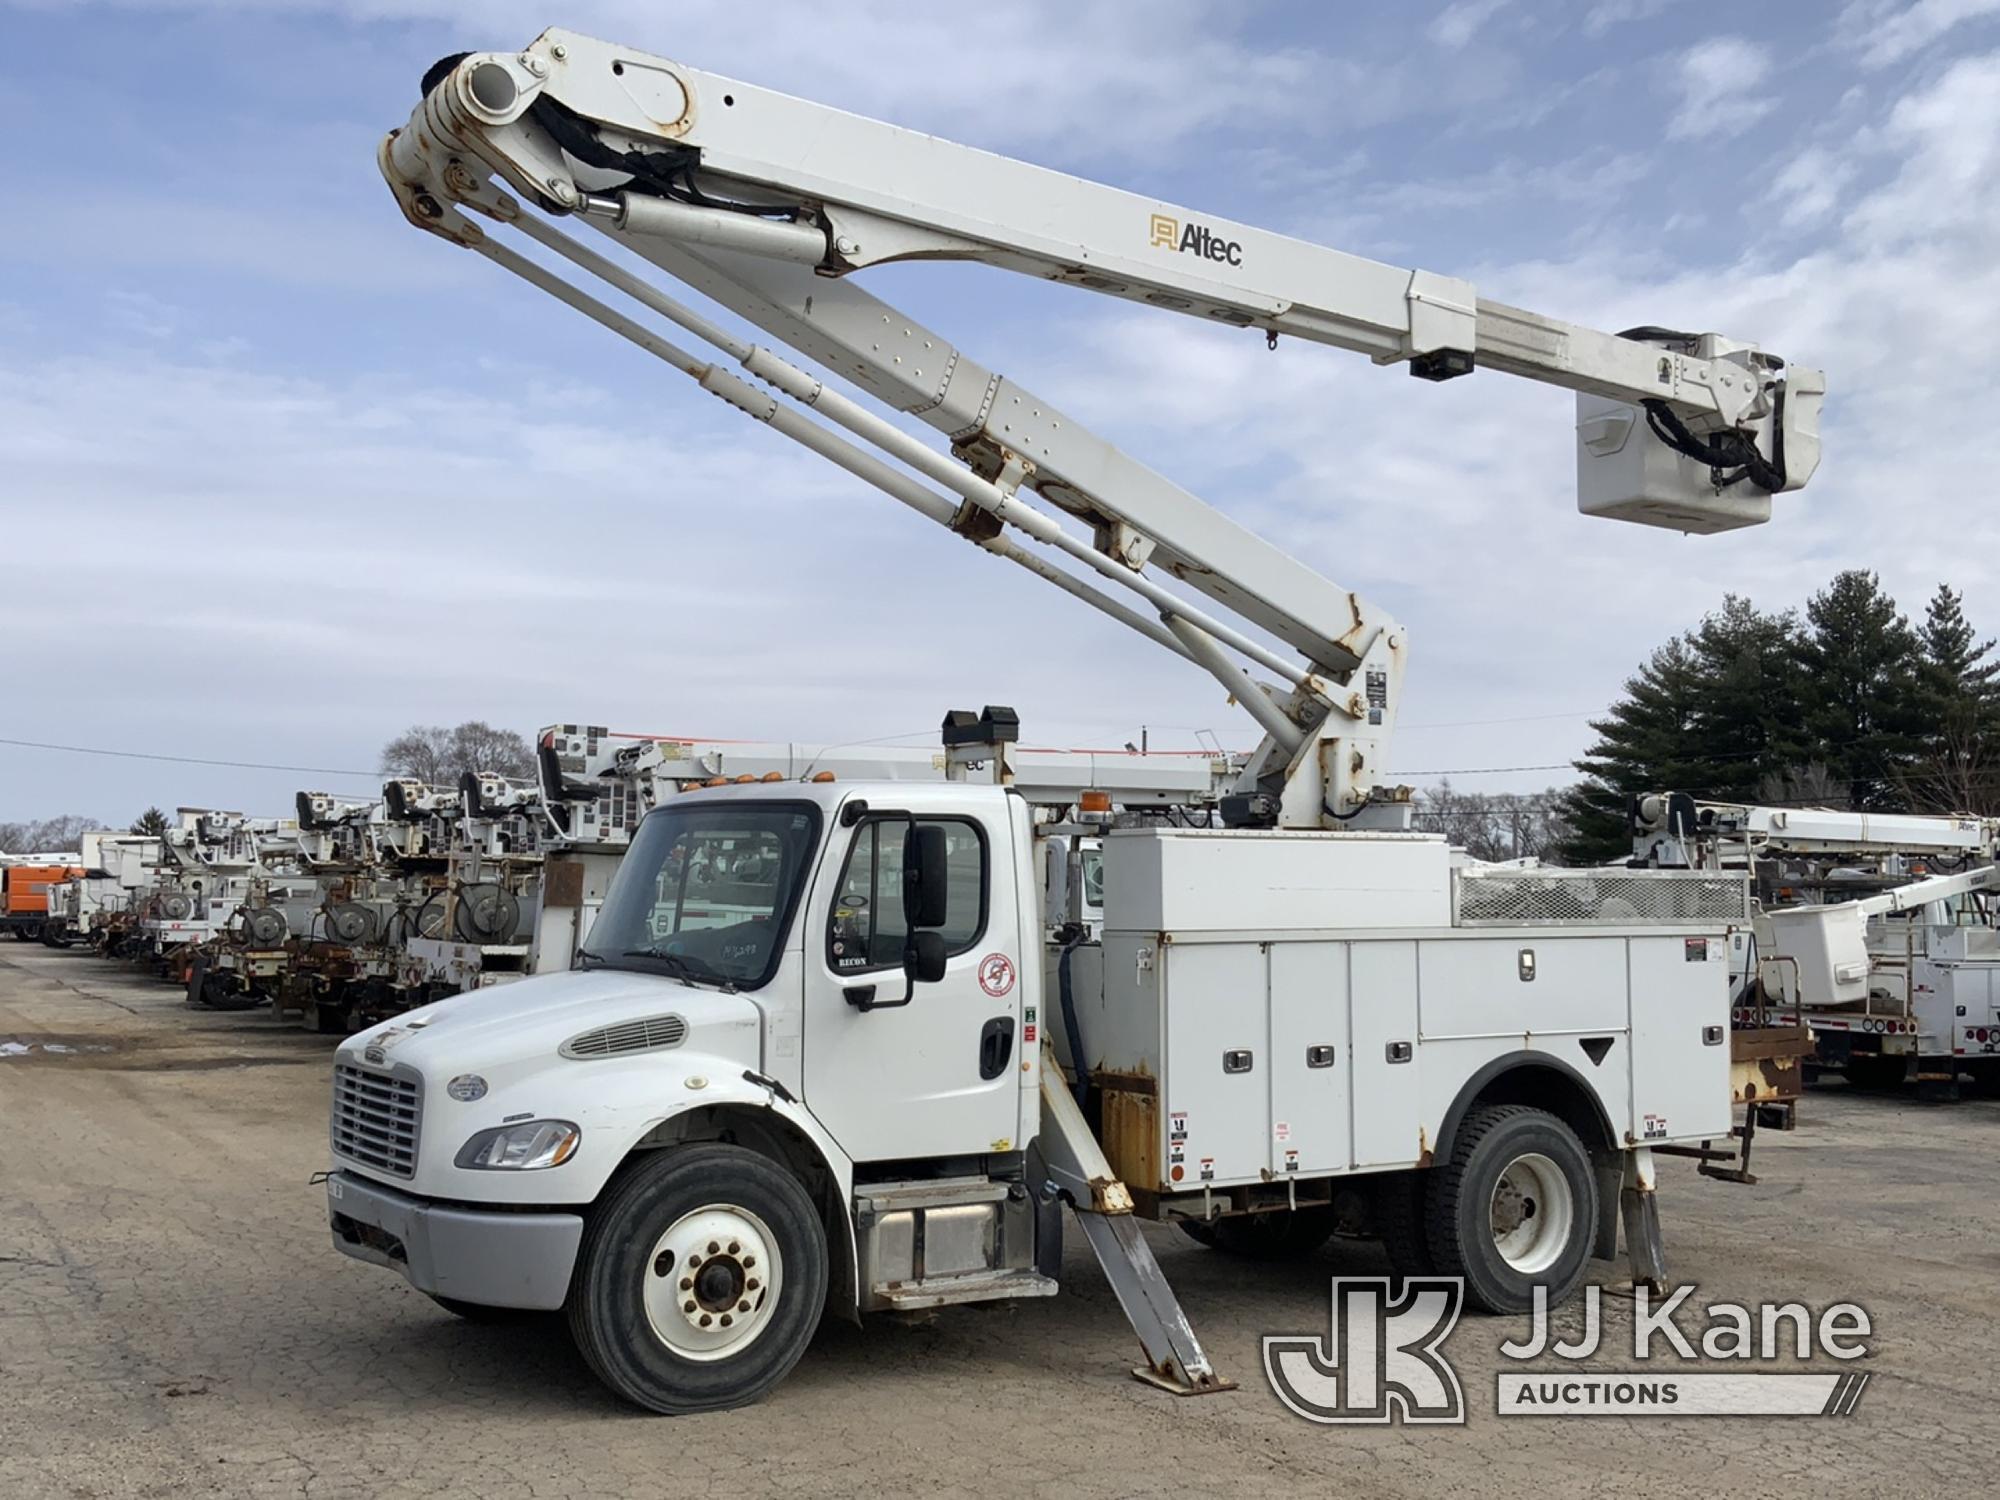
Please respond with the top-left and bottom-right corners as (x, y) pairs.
(6, 0), (2000, 824)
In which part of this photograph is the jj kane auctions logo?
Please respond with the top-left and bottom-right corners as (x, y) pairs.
(1265, 1279), (1874, 1424)
(1149, 212), (1244, 267)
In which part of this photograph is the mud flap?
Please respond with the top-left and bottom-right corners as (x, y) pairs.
(1619, 1147), (1667, 1293)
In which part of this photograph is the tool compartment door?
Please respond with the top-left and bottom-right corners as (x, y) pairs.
(1267, 940), (1351, 1176)
(1162, 941), (1268, 1189)
(1628, 934), (1731, 1143)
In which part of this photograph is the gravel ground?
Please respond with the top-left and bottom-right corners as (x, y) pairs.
(2, 942), (1994, 1499)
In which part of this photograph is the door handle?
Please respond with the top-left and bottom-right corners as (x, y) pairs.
(978, 1016), (1016, 1080)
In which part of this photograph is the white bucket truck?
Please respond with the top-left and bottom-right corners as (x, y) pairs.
(330, 30), (1825, 1412)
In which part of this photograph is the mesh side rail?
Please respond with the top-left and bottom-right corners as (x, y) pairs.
(1455, 870), (1749, 926)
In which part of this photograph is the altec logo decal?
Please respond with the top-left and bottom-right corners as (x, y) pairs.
(1149, 213), (1244, 267)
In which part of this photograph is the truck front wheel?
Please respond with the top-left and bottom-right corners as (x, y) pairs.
(1424, 1105), (1596, 1314)
(567, 1143), (828, 1414)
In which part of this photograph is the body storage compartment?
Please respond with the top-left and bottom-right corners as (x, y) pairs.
(1084, 830), (1738, 1193)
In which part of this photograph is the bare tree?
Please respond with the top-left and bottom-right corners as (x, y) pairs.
(1895, 711), (2000, 815)
(380, 725), (456, 785)
(0, 813), (100, 854)
(449, 721), (534, 778)
(381, 721), (533, 785)
(1413, 782), (1578, 863)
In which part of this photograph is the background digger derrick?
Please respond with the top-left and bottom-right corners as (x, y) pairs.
(1636, 794), (2000, 1099)
(256, 790), (441, 1034)
(326, 32), (1825, 1413)
(397, 771), (547, 996)
(135, 811), (276, 980)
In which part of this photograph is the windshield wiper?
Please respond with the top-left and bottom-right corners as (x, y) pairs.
(621, 948), (739, 993)
(574, 946), (607, 968)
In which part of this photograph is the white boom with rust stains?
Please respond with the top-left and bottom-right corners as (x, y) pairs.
(379, 28), (1822, 829)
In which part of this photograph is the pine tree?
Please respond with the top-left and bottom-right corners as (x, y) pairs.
(1558, 635), (1708, 863)
(1794, 570), (1924, 809)
(1906, 583), (2000, 811)
(1687, 595), (1807, 800)
(130, 807), (168, 837)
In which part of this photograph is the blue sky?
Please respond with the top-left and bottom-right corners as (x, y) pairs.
(7, 0), (2000, 822)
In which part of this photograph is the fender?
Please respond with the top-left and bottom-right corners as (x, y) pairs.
(1431, 1048), (1619, 1162)
(589, 1063), (861, 1310)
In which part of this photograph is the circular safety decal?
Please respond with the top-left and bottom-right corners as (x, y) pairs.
(977, 952), (1016, 998)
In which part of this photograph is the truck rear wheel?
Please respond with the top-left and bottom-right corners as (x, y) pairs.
(567, 1143), (827, 1414)
(1373, 1170), (1437, 1280)
(1424, 1105), (1595, 1315)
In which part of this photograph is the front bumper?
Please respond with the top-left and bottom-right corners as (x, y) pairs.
(326, 1169), (583, 1311)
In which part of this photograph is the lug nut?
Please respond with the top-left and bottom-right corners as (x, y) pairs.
(698, 1314), (712, 1327)
(745, 1278), (759, 1291)
(737, 1300), (751, 1313)
(720, 1314), (733, 1327)
(679, 1277), (693, 1291)
(683, 1300), (696, 1314)
(707, 1241), (720, 1255)
(728, 1241), (741, 1255)
(742, 1255), (756, 1268)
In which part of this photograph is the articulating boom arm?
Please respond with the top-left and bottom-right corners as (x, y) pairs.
(381, 30), (1823, 828)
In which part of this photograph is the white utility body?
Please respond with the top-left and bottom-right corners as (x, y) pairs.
(329, 29), (1823, 1414)
(1636, 794), (2000, 1095)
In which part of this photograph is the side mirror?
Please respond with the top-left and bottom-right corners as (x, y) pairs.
(903, 824), (950, 929)
(904, 928), (948, 985)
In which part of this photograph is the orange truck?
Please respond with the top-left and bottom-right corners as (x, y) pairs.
(3, 863), (82, 943)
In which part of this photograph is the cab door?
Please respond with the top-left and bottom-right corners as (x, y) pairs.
(803, 793), (1024, 1163)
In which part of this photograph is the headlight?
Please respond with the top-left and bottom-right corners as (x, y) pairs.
(454, 1119), (582, 1170)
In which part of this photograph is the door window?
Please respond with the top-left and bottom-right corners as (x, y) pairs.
(828, 818), (986, 973)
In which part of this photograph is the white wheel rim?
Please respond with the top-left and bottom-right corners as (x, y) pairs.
(1488, 1152), (1574, 1275)
(641, 1204), (784, 1362)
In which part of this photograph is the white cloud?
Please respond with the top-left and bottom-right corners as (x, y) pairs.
(1429, 0), (1510, 49)
(1771, 147), (1861, 226)
(1838, 0), (2000, 69)
(1583, 0), (1671, 37)
(30, 0), (1466, 160)
(1667, 36), (1775, 140)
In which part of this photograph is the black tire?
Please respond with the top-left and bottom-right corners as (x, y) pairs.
(1176, 1206), (1336, 1259)
(305, 996), (355, 1036)
(1424, 1105), (1596, 1315)
(193, 972), (263, 1012)
(427, 1293), (541, 1323)
(567, 1144), (827, 1414)
(1373, 1170), (1437, 1280)
(1845, 1054), (1905, 1090)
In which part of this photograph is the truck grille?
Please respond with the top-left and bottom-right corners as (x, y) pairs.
(331, 1063), (422, 1177)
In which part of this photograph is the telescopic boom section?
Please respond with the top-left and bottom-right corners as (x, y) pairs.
(379, 29), (1824, 829)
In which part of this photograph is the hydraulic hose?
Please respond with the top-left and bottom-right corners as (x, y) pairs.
(1056, 924), (1089, 1108)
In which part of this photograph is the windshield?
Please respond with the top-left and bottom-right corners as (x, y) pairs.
(583, 800), (822, 990)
